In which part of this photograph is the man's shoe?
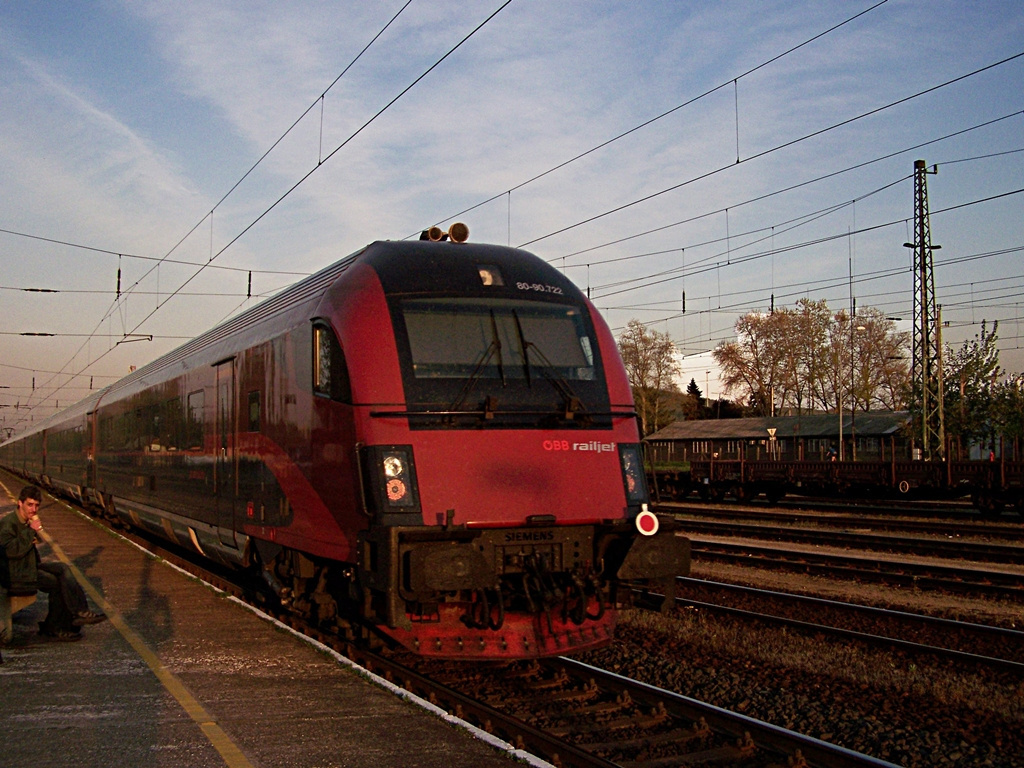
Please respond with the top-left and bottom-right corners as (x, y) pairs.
(39, 624), (83, 642)
(73, 610), (107, 626)
(50, 630), (83, 642)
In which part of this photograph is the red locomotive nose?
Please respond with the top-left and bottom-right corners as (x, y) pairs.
(635, 508), (659, 536)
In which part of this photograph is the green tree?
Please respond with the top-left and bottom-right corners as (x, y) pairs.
(993, 375), (1024, 455)
(617, 320), (681, 436)
(685, 378), (704, 419)
(686, 378), (702, 401)
(944, 321), (1002, 457)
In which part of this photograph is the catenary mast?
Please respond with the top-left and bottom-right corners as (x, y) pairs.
(904, 160), (945, 460)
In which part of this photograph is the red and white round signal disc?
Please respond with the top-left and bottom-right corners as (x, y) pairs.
(635, 509), (659, 536)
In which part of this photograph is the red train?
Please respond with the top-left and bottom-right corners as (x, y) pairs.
(0, 227), (689, 659)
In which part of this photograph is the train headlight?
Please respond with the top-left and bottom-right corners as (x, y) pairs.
(379, 449), (414, 507)
(383, 455), (404, 478)
(361, 445), (421, 517)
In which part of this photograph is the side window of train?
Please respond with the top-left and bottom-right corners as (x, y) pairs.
(248, 391), (260, 432)
(313, 321), (352, 404)
(187, 390), (205, 449)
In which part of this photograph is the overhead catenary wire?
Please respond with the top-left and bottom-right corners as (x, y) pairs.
(420, 0), (892, 235)
(7, 4), (1023, 424)
(0, 286), (280, 298)
(114, 1), (514, 342)
(590, 188), (1024, 300)
(580, 172), (912, 288)
(111, 0), (417, 303)
(583, 141), (1024, 357)
(12, 2), (514, 423)
(601, 244), (1024, 363)
(603, 245), (1024, 326)
(556, 112), (1024, 265)
(5, 3), (419, 421)
(520, 50), (1024, 249)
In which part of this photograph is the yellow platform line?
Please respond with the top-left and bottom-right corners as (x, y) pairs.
(1, 482), (254, 768)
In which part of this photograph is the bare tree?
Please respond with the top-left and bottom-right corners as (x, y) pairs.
(786, 299), (833, 412)
(850, 307), (910, 410)
(713, 310), (790, 415)
(617, 320), (681, 435)
(715, 301), (909, 415)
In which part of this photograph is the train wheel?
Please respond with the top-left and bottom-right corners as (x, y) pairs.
(974, 491), (1004, 517)
(1013, 496), (1024, 518)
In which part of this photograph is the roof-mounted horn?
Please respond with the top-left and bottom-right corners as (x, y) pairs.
(418, 223), (469, 243)
(448, 222), (469, 243)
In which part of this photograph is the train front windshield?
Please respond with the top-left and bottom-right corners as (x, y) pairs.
(395, 297), (612, 428)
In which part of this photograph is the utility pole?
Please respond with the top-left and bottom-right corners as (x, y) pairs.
(903, 159), (945, 461)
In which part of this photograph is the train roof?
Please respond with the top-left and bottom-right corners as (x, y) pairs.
(1, 238), (573, 445)
(0, 389), (108, 445)
(103, 238), (569, 396)
(101, 246), (368, 398)
(646, 411), (911, 442)
(2, 242), (370, 445)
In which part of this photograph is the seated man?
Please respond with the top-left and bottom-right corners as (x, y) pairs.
(0, 485), (106, 642)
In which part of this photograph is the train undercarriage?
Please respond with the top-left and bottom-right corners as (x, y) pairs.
(256, 517), (690, 659)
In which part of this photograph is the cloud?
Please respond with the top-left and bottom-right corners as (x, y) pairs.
(1, 0), (1022, 413)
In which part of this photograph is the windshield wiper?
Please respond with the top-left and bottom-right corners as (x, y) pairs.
(511, 309), (532, 386)
(512, 309), (587, 420)
(490, 309), (506, 386)
(447, 310), (504, 413)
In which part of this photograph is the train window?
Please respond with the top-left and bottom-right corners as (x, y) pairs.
(161, 398), (181, 450)
(187, 390), (204, 449)
(477, 264), (504, 286)
(313, 322), (352, 403)
(401, 298), (596, 381)
(248, 391), (260, 432)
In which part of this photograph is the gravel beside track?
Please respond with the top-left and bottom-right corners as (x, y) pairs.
(575, 552), (1024, 768)
(674, 577), (1024, 665)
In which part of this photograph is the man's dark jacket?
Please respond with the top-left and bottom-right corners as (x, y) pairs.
(0, 512), (39, 596)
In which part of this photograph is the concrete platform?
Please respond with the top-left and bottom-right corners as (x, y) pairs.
(0, 477), (539, 768)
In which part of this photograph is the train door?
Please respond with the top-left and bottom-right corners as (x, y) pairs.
(215, 359), (237, 546)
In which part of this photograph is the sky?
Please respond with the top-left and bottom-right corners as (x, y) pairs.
(1, 0), (1022, 435)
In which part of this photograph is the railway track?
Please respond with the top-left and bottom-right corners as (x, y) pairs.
(659, 502), (1024, 541)
(770, 496), (1023, 519)
(46, 491), (902, 768)
(406, 654), (902, 768)
(677, 518), (1024, 564)
(656, 494), (1023, 521)
(689, 538), (1024, 599)
(671, 577), (1024, 673)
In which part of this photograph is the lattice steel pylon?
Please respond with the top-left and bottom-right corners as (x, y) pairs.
(905, 159), (945, 460)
